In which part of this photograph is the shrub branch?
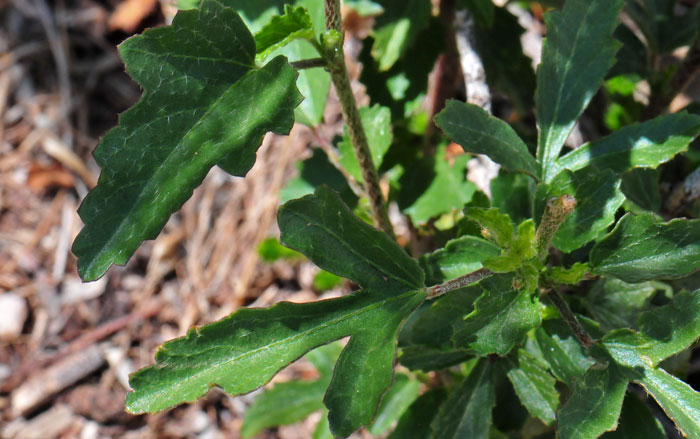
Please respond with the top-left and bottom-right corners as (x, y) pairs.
(323, 0), (395, 239)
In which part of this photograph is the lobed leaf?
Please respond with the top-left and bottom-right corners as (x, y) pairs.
(429, 359), (495, 439)
(435, 100), (539, 178)
(536, 167), (625, 253)
(551, 113), (700, 178)
(278, 186), (425, 296)
(590, 213), (700, 283)
(127, 290), (425, 431)
(73, 1), (302, 281)
(536, 0), (624, 180)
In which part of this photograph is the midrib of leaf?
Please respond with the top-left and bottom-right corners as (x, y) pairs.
(539, 6), (590, 180)
(155, 291), (422, 398)
(286, 210), (421, 291)
(596, 245), (697, 271)
(129, 48), (256, 69)
(86, 67), (262, 265)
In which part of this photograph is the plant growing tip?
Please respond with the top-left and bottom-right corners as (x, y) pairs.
(536, 194), (577, 260)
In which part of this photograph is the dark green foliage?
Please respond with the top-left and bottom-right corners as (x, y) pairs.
(75, 1), (700, 437)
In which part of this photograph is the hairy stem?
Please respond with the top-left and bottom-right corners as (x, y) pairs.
(290, 57), (327, 70)
(426, 268), (493, 300)
(535, 195), (577, 260)
(544, 289), (594, 348)
(323, 0), (395, 239)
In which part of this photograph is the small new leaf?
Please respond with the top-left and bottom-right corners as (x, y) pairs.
(254, 5), (317, 60)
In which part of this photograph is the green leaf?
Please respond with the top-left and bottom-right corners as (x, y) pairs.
(420, 235), (500, 285)
(338, 105), (393, 182)
(556, 362), (628, 439)
(429, 359), (495, 439)
(453, 274), (541, 356)
(279, 186), (425, 295)
(551, 113), (700, 178)
(536, 0), (624, 180)
(241, 379), (326, 437)
(590, 213), (700, 282)
(603, 289), (700, 367)
(280, 149), (357, 207)
(72, 2), (302, 281)
(535, 320), (595, 387)
(586, 278), (658, 331)
(388, 389), (447, 439)
(371, 0), (432, 71)
(483, 220), (536, 273)
(545, 262), (589, 285)
(464, 207), (514, 248)
(369, 373), (421, 435)
(599, 289), (700, 437)
(254, 5), (316, 60)
(600, 393), (666, 439)
(435, 101), (539, 178)
(505, 349), (559, 425)
(127, 290), (425, 429)
(621, 168), (661, 212)
(400, 145), (478, 224)
(490, 171), (534, 223)
(536, 167), (625, 253)
(637, 367), (700, 438)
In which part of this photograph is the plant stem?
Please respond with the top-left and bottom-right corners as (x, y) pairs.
(543, 289), (594, 348)
(535, 195), (577, 260)
(426, 268), (493, 299)
(290, 58), (327, 70)
(323, 0), (395, 239)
